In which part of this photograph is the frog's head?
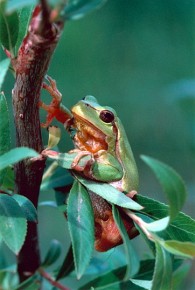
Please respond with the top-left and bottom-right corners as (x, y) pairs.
(72, 95), (118, 139)
(71, 96), (119, 153)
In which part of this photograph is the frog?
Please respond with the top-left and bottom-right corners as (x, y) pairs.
(40, 75), (139, 251)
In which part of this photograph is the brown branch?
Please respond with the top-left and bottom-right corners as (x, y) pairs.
(12, 2), (64, 283)
(39, 268), (70, 290)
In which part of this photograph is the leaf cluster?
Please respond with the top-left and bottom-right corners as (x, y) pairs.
(0, 1), (194, 290)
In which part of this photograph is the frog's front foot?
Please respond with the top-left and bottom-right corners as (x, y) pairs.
(42, 149), (59, 159)
(39, 75), (63, 127)
(42, 75), (62, 105)
(69, 149), (94, 172)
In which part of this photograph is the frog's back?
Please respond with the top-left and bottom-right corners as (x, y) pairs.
(116, 118), (139, 192)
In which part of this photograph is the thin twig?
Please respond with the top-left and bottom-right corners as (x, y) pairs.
(39, 268), (70, 290)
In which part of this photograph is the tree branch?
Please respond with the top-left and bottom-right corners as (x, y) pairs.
(39, 268), (70, 290)
(12, 2), (64, 282)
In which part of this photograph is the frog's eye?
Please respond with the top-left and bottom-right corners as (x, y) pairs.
(99, 110), (115, 123)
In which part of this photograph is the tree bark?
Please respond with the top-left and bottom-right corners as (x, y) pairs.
(12, 2), (64, 282)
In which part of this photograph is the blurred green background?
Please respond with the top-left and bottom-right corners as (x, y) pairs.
(2, 0), (195, 288)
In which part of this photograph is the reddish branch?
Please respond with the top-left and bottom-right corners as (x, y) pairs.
(39, 268), (70, 290)
(11, 0), (64, 282)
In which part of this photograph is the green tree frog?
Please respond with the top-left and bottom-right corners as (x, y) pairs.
(40, 76), (139, 251)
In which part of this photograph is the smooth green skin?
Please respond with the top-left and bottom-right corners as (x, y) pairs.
(70, 96), (139, 192)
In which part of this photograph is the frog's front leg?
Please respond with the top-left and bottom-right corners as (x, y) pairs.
(40, 75), (73, 127)
(69, 149), (95, 172)
(70, 149), (123, 182)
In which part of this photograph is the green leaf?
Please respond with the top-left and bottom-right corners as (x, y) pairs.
(0, 92), (11, 185)
(159, 240), (195, 259)
(15, 5), (34, 54)
(0, 92), (10, 155)
(55, 246), (74, 280)
(0, 271), (18, 290)
(151, 242), (172, 290)
(0, 165), (14, 191)
(93, 281), (147, 290)
(0, 147), (39, 170)
(130, 279), (152, 289)
(0, 59), (11, 90)
(172, 262), (191, 290)
(0, 195), (27, 254)
(0, 4), (19, 54)
(47, 126), (61, 149)
(55, 190), (68, 213)
(39, 201), (57, 208)
(12, 194), (37, 222)
(6, 0), (36, 13)
(13, 273), (40, 290)
(67, 180), (94, 279)
(80, 259), (156, 290)
(76, 175), (143, 211)
(136, 195), (195, 243)
(64, 0), (107, 20)
(145, 217), (170, 232)
(42, 240), (62, 267)
(112, 205), (139, 279)
(141, 156), (187, 222)
(80, 258), (184, 290)
(41, 166), (73, 191)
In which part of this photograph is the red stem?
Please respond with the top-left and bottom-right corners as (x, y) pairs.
(39, 268), (70, 290)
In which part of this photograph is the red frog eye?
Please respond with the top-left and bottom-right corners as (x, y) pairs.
(99, 110), (115, 123)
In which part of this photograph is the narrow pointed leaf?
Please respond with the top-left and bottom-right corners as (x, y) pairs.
(80, 259), (156, 290)
(130, 279), (152, 289)
(76, 175), (143, 210)
(15, 5), (34, 53)
(0, 4), (19, 53)
(1, 166), (14, 190)
(145, 217), (170, 232)
(135, 195), (195, 243)
(42, 240), (62, 267)
(0, 92), (10, 155)
(41, 166), (73, 191)
(14, 273), (40, 290)
(0, 195), (27, 254)
(172, 262), (191, 290)
(0, 147), (39, 170)
(94, 281), (147, 289)
(64, 0), (107, 20)
(112, 204), (139, 279)
(6, 0), (36, 13)
(0, 59), (11, 90)
(47, 126), (61, 149)
(141, 155), (187, 222)
(0, 92), (11, 185)
(39, 201), (57, 208)
(67, 180), (94, 279)
(151, 242), (172, 290)
(159, 240), (195, 259)
(12, 194), (37, 222)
